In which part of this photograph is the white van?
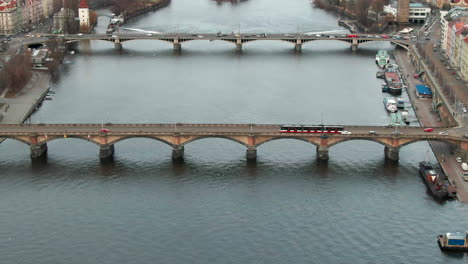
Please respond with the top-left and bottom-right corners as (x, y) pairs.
(462, 162), (468, 171)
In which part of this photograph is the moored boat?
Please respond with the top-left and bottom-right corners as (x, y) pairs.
(390, 112), (403, 127)
(419, 162), (449, 200)
(396, 97), (404, 108)
(375, 50), (390, 68)
(383, 97), (397, 113)
(383, 64), (403, 95)
(438, 232), (468, 252)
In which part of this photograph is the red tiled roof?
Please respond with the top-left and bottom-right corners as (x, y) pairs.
(79, 0), (88, 8)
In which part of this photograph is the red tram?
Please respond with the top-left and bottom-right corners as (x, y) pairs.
(279, 125), (344, 133)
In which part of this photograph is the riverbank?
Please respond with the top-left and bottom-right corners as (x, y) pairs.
(395, 48), (468, 202)
(0, 71), (50, 125)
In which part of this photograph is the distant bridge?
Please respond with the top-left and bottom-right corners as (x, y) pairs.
(35, 33), (411, 51)
(0, 123), (466, 162)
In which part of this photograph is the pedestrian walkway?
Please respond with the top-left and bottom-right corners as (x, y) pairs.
(0, 72), (50, 124)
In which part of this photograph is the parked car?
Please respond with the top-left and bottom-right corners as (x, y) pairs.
(456, 157), (462, 163)
(424, 128), (434, 132)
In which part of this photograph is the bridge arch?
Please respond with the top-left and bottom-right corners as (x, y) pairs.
(180, 135), (249, 147)
(2, 136), (32, 146)
(255, 136), (319, 148)
(42, 135), (102, 147)
(328, 137), (392, 148)
(107, 135), (175, 148)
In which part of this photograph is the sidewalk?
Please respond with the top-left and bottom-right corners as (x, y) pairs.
(0, 71), (50, 124)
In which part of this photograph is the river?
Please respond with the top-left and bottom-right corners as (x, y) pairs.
(0, 0), (467, 263)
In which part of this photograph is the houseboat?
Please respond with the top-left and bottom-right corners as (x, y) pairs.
(438, 232), (468, 252)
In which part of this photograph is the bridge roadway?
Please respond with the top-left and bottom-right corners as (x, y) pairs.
(0, 123), (466, 162)
(34, 33), (411, 51)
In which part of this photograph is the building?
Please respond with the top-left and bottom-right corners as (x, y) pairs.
(397, 0), (410, 23)
(0, 0), (20, 34)
(23, 0), (43, 25)
(384, 1), (431, 23)
(42, 0), (53, 17)
(461, 36), (468, 80)
(409, 3), (431, 23)
(450, 0), (468, 8)
(78, 0), (89, 32)
(52, 7), (75, 33)
(30, 47), (49, 67)
(450, 22), (468, 69)
(440, 7), (468, 57)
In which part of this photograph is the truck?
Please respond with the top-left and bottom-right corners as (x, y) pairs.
(462, 162), (468, 171)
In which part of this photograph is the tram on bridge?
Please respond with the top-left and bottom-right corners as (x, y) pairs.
(279, 125), (345, 133)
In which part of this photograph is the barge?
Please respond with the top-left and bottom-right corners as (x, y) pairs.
(383, 64), (403, 95)
(419, 162), (452, 200)
(438, 232), (468, 252)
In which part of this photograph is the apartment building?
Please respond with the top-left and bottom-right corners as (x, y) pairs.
(0, 0), (20, 34)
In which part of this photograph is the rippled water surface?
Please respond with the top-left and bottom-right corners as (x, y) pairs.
(1, 0), (467, 263)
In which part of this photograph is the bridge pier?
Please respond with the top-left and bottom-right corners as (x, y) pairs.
(236, 43), (242, 52)
(295, 43), (302, 52)
(114, 42), (122, 50)
(30, 143), (48, 160)
(172, 145), (184, 160)
(99, 144), (115, 161)
(246, 147), (257, 161)
(316, 146), (329, 161)
(351, 39), (358, 51)
(173, 43), (181, 51)
(384, 146), (399, 162)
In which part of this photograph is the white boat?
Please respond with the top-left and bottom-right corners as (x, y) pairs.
(396, 97), (404, 108)
(375, 50), (390, 68)
(384, 97), (397, 113)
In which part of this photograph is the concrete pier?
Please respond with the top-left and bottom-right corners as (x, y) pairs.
(173, 43), (181, 51)
(99, 144), (115, 161)
(114, 43), (122, 50)
(172, 145), (184, 160)
(246, 147), (257, 160)
(351, 44), (358, 51)
(384, 146), (399, 161)
(316, 146), (329, 161)
(236, 43), (242, 52)
(30, 143), (47, 159)
(294, 43), (302, 52)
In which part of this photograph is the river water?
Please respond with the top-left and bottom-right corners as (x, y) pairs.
(1, 0), (467, 263)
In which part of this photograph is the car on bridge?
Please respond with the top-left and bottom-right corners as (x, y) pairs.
(100, 128), (110, 133)
(424, 128), (434, 132)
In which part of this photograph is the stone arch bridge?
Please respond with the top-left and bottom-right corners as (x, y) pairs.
(1, 124), (466, 162)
